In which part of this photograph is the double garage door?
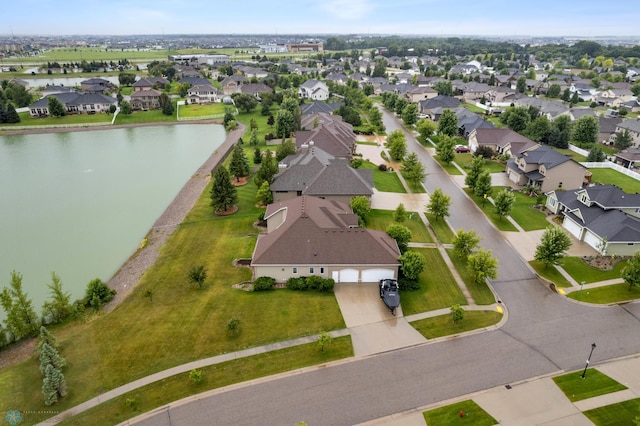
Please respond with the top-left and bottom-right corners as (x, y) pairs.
(332, 268), (395, 283)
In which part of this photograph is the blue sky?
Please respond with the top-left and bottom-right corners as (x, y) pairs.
(3, 0), (639, 37)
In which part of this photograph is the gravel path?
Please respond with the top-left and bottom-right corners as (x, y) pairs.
(0, 122), (244, 368)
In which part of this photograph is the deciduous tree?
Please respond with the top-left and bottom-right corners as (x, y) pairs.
(436, 135), (456, 164)
(0, 271), (39, 339)
(572, 115), (599, 146)
(426, 188), (451, 221)
(534, 226), (572, 268)
(473, 171), (493, 204)
(401, 152), (426, 186)
(452, 229), (481, 259)
(350, 196), (371, 225)
(399, 250), (426, 281)
(47, 96), (66, 117)
(621, 252), (640, 291)
(468, 249), (498, 285)
(232, 93), (259, 113)
(494, 189), (516, 220)
(187, 265), (207, 288)
(386, 130), (407, 161)
(438, 109), (458, 137)
(464, 156), (485, 189)
(387, 223), (412, 253)
(42, 272), (72, 324)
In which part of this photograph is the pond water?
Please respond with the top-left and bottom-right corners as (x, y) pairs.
(0, 124), (225, 317)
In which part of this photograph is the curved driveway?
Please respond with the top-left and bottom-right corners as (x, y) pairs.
(131, 108), (640, 426)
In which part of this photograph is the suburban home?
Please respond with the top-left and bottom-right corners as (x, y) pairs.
(187, 85), (221, 104)
(545, 185), (640, 256)
(80, 77), (112, 93)
(418, 95), (460, 119)
(220, 75), (246, 95)
(506, 145), (587, 192)
(468, 128), (538, 157)
(405, 86), (438, 103)
(613, 119), (640, 148)
(132, 78), (154, 92)
(298, 79), (329, 101)
(453, 107), (495, 139)
(296, 113), (356, 159)
(599, 116), (623, 144)
(130, 88), (162, 110)
(615, 147), (640, 169)
(250, 196), (401, 283)
(300, 101), (343, 115)
(238, 82), (272, 99)
(271, 145), (373, 204)
(29, 92), (116, 117)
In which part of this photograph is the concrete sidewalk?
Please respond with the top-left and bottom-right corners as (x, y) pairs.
(360, 354), (640, 426)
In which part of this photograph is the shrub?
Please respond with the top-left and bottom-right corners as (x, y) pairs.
(226, 318), (240, 336)
(264, 133), (276, 141)
(305, 276), (324, 290)
(350, 158), (363, 168)
(317, 278), (335, 293)
(189, 369), (203, 384)
(84, 278), (116, 309)
(474, 145), (494, 159)
(378, 164), (388, 171)
(398, 277), (420, 291)
(252, 276), (275, 291)
(286, 277), (307, 290)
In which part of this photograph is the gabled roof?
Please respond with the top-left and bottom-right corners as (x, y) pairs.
(472, 128), (536, 152)
(251, 196), (400, 266)
(300, 79), (327, 90)
(419, 95), (460, 110)
(617, 119), (640, 133)
(296, 113), (355, 158)
(130, 89), (161, 98)
(133, 78), (153, 87)
(575, 184), (640, 209)
(239, 83), (272, 94)
(179, 77), (213, 87)
(66, 93), (116, 106)
(516, 145), (572, 169)
(300, 101), (343, 115)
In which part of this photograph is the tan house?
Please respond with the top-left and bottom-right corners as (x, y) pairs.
(506, 145), (587, 192)
(545, 185), (640, 256)
(130, 89), (162, 110)
(250, 196), (400, 283)
(405, 86), (438, 103)
(468, 128), (538, 157)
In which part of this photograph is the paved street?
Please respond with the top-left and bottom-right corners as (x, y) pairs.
(126, 109), (640, 426)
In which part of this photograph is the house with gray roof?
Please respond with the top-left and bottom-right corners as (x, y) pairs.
(506, 145), (587, 192)
(298, 79), (329, 101)
(271, 146), (373, 204)
(418, 95), (460, 118)
(545, 185), (640, 256)
(296, 113), (356, 159)
(614, 119), (640, 148)
(29, 92), (116, 117)
(130, 88), (162, 110)
(615, 147), (640, 169)
(300, 101), (343, 115)
(250, 196), (400, 283)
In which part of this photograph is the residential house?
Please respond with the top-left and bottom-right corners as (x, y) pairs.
(80, 78), (111, 93)
(250, 196), (400, 283)
(615, 147), (640, 169)
(130, 88), (162, 110)
(296, 113), (355, 159)
(29, 92), (116, 117)
(325, 72), (348, 85)
(506, 145), (587, 192)
(613, 119), (640, 148)
(418, 95), (460, 119)
(187, 85), (221, 104)
(238, 83), (272, 99)
(41, 86), (76, 96)
(569, 108), (597, 121)
(468, 128), (538, 157)
(271, 146), (373, 204)
(405, 86), (438, 103)
(454, 108), (495, 139)
(299, 79), (330, 101)
(545, 185), (640, 256)
(300, 101), (343, 115)
(596, 88), (635, 108)
(132, 78), (154, 92)
(220, 75), (246, 95)
(486, 86), (516, 103)
(599, 117), (623, 145)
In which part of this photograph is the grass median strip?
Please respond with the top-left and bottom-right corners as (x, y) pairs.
(583, 398), (640, 426)
(552, 369), (627, 402)
(423, 399), (498, 425)
(568, 283), (640, 304)
(411, 310), (502, 339)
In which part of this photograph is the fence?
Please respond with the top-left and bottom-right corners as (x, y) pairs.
(580, 162), (640, 181)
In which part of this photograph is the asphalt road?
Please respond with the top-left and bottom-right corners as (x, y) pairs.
(132, 109), (640, 426)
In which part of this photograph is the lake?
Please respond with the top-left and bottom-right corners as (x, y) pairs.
(0, 124), (225, 317)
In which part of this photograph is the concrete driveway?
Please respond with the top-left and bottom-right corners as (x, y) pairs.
(334, 283), (427, 356)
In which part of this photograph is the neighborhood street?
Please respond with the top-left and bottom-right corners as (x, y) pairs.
(130, 109), (640, 426)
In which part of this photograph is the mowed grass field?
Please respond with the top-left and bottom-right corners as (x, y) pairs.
(0, 181), (346, 424)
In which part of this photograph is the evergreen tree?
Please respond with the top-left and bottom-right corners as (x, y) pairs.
(393, 203), (407, 223)
(253, 146), (263, 164)
(39, 342), (66, 375)
(37, 326), (57, 353)
(229, 143), (250, 182)
(47, 96), (66, 117)
(254, 150), (278, 187)
(587, 146), (606, 162)
(0, 271), (40, 339)
(256, 181), (273, 206)
(210, 166), (238, 213)
(161, 99), (174, 116)
(0, 102), (7, 123)
(42, 363), (67, 405)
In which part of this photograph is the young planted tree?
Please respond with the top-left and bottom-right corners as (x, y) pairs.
(253, 146), (262, 164)
(317, 332), (332, 352)
(254, 150), (278, 187)
(426, 188), (451, 221)
(473, 171), (493, 205)
(350, 196), (371, 225)
(401, 152), (426, 186)
(436, 135), (456, 164)
(402, 103), (418, 126)
(451, 304), (464, 323)
(399, 250), (426, 281)
(188, 265), (208, 289)
(417, 119), (437, 144)
(229, 143), (250, 182)
(534, 226), (572, 268)
(42, 363), (67, 405)
(386, 130), (407, 161)
(468, 249), (498, 285)
(452, 229), (481, 259)
(393, 203), (407, 223)
(161, 98), (174, 116)
(465, 155), (485, 190)
(41, 272), (72, 324)
(210, 165), (238, 213)
(386, 223), (412, 253)
(493, 189), (516, 220)
(0, 271), (40, 339)
(256, 181), (273, 206)
(621, 252), (640, 291)
(437, 109), (458, 137)
(39, 342), (66, 375)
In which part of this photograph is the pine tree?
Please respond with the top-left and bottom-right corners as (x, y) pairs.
(5, 104), (20, 123)
(229, 143), (250, 182)
(47, 96), (66, 117)
(254, 150), (278, 187)
(210, 166), (238, 213)
(39, 342), (66, 375)
(37, 326), (57, 353)
(42, 363), (67, 405)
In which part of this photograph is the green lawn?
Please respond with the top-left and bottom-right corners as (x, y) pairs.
(446, 249), (496, 305)
(507, 189), (551, 231)
(361, 160), (406, 193)
(0, 182), (346, 423)
(528, 260), (572, 288)
(455, 154), (506, 174)
(58, 336), (353, 426)
(178, 102), (226, 118)
(0, 111), (112, 128)
(433, 156), (463, 175)
(402, 174), (427, 193)
(411, 310), (503, 339)
(114, 103), (179, 124)
(588, 168), (640, 194)
(423, 399), (498, 426)
(568, 283), (640, 304)
(561, 256), (627, 284)
(464, 188), (519, 232)
(425, 213), (454, 244)
(552, 369), (627, 402)
(367, 209), (433, 243)
(400, 248), (467, 315)
(583, 398), (640, 426)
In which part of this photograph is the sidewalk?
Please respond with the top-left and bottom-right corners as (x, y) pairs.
(360, 354), (640, 426)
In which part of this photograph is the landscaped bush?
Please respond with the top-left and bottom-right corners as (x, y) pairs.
(398, 277), (420, 291)
(317, 278), (335, 292)
(252, 276), (275, 291)
(305, 276), (324, 290)
(474, 145), (494, 159)
(378, 164), (388, 171)
(264, 133), (276, 141)
(286, 277), (307, 290)
(84, 278), (116, 309)
(350, 158), (364, 168)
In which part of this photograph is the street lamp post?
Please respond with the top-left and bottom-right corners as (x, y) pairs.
(581, 343), (597, 379)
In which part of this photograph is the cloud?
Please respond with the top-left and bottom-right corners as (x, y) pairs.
(320, 0), (374, 20)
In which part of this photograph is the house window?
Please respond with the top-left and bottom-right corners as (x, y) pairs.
(320, 267), (325, 274)
(558, 182), (563, 188)
(292, 267), (297, 274)
(309, 267), (314, 274)
(549, 198), (556, 206)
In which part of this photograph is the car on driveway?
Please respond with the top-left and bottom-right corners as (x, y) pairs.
(455, 145), (470, 153)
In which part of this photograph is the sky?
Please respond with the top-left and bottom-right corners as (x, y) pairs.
(2, 0), (639, 38)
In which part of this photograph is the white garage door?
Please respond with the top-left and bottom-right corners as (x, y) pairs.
(361, 269), (395, 283)
(584, 230), (603, 251)
(507, 169), (520, 184)
(563, 218), (582, 240)
(334, 269), (359, 283)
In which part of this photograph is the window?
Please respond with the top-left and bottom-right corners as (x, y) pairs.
(309, 267), (314, 274)
(292, 267), (297, 274)
(548, 198), (556, 206)
(320, 267), (325, 274)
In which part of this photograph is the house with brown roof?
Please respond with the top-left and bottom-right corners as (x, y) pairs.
(271, 146), (373, 204)
(615, 147), (640, 169)
(130, 88), (162, 110)
(468, 128), (538, 157)
(545, 185), (640, 256)
(296, 113), (356, 159)
(250, 196), (400, 283)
